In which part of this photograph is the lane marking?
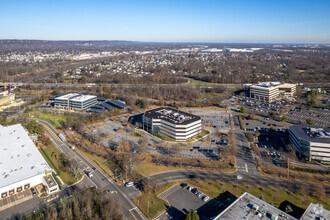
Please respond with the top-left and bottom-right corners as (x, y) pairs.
(129, 210), (138, 220)
(129, 207), (137, 211)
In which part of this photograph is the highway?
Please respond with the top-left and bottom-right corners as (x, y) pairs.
(38, 120), (147, 220)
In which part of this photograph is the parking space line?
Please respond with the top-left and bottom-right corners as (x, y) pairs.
(245, 164), (248, 173)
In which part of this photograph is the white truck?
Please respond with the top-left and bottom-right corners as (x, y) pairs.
(57, 133), (66, 142)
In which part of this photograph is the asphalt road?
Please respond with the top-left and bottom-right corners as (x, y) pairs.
(6, 119), (146, 220)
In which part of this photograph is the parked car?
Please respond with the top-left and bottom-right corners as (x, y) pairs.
(125, 182), (134, 187)
(202, 196), (209, 202)
(187, 186), (193, 191)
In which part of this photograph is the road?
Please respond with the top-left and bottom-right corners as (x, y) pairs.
(11, 119), (146, 220)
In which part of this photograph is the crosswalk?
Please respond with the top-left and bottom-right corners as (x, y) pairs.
(158, 184), (181, 201)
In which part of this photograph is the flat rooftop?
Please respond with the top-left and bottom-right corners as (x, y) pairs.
(290, 125), (330, 144)
(251, 82), (295, 89)
(144, 107), (201, 125)
(215, 192), (297, 220)
(0, 124), (51, 189)
(300, 203), (330, 220)
(54, 93), (96, 102)
(43, 175), (57, 188)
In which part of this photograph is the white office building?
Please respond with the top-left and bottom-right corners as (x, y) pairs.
(250, 82), (296, 103)
(289, 125), (330, 163)
(0, 124), (54, 199)
(143, 107), (201, 141)
(54, 93), (97, 110)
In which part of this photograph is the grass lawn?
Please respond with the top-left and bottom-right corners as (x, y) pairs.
(136, 192), (168, 219)
(22, 111), (68, 128)
(39, 144), (81, 185)
(130, 132), (143, 138)
(134, 157), (184, 177)
(179, 180), (330, 210)
(188, 78), (216, 86)
(134, 155), (234, 177)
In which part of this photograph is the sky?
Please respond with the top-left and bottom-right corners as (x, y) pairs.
(1, 0), (330, 43)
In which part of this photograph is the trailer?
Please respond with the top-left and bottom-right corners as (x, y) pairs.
(57, 133), (66, 142)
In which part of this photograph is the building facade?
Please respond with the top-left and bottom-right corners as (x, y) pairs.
(143, 108), (201, 141)
(54, 93), (97, 110)
(289, 125), (330, 163)
(250, 82), (296, 103)
(0, 124), (53, 199)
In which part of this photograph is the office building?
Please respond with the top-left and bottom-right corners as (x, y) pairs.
(0, 124), (55, 199)
(143, 107), (201, 141)
(300, 203), (330, 220)
(250, 82), (296, 103)
(54, 93), (97, 110)
(289, 125), (330, 163)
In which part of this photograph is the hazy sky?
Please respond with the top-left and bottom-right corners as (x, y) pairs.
(1, 0), (330, 43)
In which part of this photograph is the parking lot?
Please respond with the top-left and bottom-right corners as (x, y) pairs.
(185, 108), (231, 132)
(286, 105), (330, 127)
(157, 184), (210, 219)
(157, 183), (237, 220)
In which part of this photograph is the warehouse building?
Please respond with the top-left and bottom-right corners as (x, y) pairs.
(250, 82), (296, 103)
(143, 107), (201, 141)
(0, 124), (57, 199)
(289, 125), (330, 163)
(54, 93), (97, 110)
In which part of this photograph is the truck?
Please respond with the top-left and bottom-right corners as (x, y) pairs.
(87, 171), (93, 178)
(57, 133), (66, 142)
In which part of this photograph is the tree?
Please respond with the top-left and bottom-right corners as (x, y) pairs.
(26, 120), (44, 134)
(240, 106), (247, 113)
(186, 210), (199, 220)
(246, 133), (254, 142)
(306, 117), (314, 125)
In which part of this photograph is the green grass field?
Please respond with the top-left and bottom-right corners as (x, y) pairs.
(39, 144), (81, 185)
(22, 111), (68, 128)
(136, 192), (168, 219)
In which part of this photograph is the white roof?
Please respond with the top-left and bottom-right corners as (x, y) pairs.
(70, 94), (96, 102)
(0, 124), (51, 189)
(54, 93), (96, 102)
(54, 93), (79, 101)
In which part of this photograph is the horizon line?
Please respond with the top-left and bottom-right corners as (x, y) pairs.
(1, 39), (329, 45)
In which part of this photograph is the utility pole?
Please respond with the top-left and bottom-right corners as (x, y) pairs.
(287, 158), (289, 179)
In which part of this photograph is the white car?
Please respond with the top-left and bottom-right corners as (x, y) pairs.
(202, 196), (209, 202)
(237, 175), (243, 180)
(125, 182), (134, 187)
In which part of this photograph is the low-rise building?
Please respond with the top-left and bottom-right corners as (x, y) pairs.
(42, 175), (59, 194)
(300, 203), (330, 220)
(0, 124), (53, 199)
(215, 192), (296, 220)
(54, 93), (97, 110)
(250, 82), (296, 103)
(289, 125), (330, 163)
(143, 107), (201, 141)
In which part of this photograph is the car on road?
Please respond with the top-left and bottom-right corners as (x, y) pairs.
(202, 196), (209, 202)
(125, 182), (134, 187)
